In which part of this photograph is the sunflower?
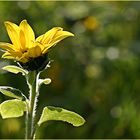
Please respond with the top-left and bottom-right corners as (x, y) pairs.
(0, 20), (74, 71)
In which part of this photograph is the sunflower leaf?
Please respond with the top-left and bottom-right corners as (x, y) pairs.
(0, 99), (26, 119)
(38, 106), (85, 127)
(0, 86), (25, 100)
(38, 78), (51, 86)
(2, 65), (28, 75)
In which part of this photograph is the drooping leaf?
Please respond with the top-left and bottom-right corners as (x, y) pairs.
(0, 99), (26, 119)
(38, 78), (51, 86)
(2, 65), (28, 75)
(38, 106), (85, 127)
(0, 86), (24, 100)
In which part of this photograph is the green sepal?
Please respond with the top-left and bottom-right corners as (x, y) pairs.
(0, 86), (24, 100)
(38, 106), (85, 127)
(0, 99), (27, 119)
(2, 65), (28, 75)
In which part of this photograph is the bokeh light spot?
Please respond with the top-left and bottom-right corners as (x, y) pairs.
(106, 47), (119, 60)
(85, 65), (101, 78)
(84, 16), (99, 30)
(110, 106), (122, 118)
(17, 1), (30, 10)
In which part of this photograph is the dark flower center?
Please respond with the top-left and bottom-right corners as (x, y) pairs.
(18, 53), (49, 71)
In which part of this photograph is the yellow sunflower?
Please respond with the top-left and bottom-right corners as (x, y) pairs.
(0, 20), (74, 64)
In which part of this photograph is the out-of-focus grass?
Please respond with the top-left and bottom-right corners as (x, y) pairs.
(0, 1), (140, 139)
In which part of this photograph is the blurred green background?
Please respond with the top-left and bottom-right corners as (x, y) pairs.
(0, 1), (140, 139)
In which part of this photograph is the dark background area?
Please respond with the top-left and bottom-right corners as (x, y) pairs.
(0, 1), (140, 139)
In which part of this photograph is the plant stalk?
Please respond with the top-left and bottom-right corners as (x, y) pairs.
(25, 71), (39, 139)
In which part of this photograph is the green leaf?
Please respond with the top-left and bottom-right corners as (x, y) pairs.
(38, 106), (85, 127)
(2, 65), (28, 75)
(38, 78), (51, 86)
(0, 99), (26, 119)
(0, 86), (23, 100)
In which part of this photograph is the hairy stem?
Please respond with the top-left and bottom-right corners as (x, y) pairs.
(25, 71), (39, 139)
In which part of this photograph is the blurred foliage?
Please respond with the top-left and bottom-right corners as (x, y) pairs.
(0, 1), (140, 139)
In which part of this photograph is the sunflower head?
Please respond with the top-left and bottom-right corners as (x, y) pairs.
(0, 20), (74, 71)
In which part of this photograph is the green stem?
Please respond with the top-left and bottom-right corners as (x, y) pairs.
(25, 71), (39, 139)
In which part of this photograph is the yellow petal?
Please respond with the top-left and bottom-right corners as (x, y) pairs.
(42, 43), (56, 54)
(9, 51), (22, 58)
(41, 27), (63, 44)
(4, 21), (20, 50)
(52, 30), (74, 43)
(2, 52), (15, 59)
(19, 58), (28, 63)
(36, 27), (74, 54)
(28, 46), (41, 58)
(1, 48), (23, 62)
(48, 31), (74, 49)
(19, 30), (26, 51)
(19, 20), (35, 48)
(0, 42), (14, 51)
(19, 53), (29, 63)
(42, 30), (74, 53)
(4, 50), (22, 58)
(34, 42), (45, 51)
(42, 45), (49, 54)
(36, 34), (44, 42)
